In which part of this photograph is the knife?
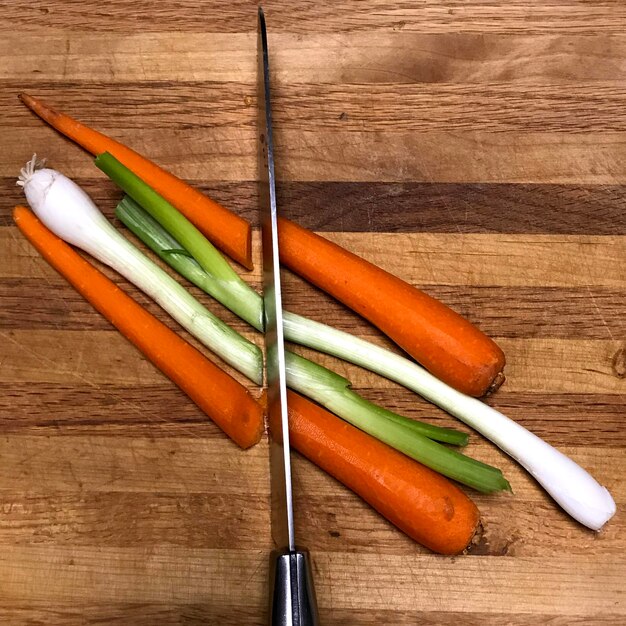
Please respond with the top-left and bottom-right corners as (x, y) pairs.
(258, 7), (319, 626)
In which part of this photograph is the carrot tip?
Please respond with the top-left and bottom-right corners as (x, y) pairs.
(484, 371), (506, 396)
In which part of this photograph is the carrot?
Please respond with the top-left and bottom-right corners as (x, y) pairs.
(18, 93), (253, 270)
(278, 218), (505, 397)
(287, 391), (479, 554)
(13, 206), (263, 449)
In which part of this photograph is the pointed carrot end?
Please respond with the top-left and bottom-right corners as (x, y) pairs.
(18, 93), (34, 107)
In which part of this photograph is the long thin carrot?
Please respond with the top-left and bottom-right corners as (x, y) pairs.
(18, 94), (253, 270)
(287, 391), (480, 554)
(13, 206), (263, 449)
(278, 218), (505, 398)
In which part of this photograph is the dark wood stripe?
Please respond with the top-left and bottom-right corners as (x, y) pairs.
(0, 384), (622, 447)
(0, 276), (254, 334)
(3, 179), (626, 234)
(4, 80), (626, 132)
(282, 279), (626, 340)
(2, 277), (624, 339)
(315, 388), (626, 447)
(0, 383), (222, 434)
(3, 1), (625, 34)
(275, 182), (626, 234)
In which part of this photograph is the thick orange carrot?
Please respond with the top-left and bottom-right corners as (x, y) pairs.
(13, 206), (263, 449)
(287, 391), (479, 554)
(278, 218), (505, 397)
(18, 93), (253, 270)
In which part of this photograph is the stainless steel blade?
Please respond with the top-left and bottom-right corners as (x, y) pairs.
(258, 5), (295, 553)
(259, 10), (320, 624)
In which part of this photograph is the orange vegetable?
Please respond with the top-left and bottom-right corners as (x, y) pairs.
(13, 206), (263, 449)
(287, 391), (480, 554)
(18, 93), (253, 270)
(278, 218), (505, 397)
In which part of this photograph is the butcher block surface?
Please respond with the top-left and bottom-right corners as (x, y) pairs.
(0, 1), (625, 624)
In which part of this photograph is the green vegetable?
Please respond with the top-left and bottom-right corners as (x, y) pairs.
(97, 152), (263, 331)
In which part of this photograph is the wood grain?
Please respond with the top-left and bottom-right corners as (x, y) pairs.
(4, 127), (626, 183)
(0, 0), (625, 624)
(2, 33), (626, 84)
(3, 1), (626, 34)
(3, 179), (626, 234)
(5, 81), (626, 133)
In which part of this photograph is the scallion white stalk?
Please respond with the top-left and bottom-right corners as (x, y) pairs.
(18, 156), (262, 384)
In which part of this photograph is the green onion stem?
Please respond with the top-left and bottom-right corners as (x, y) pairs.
(96, 153), (263, 331)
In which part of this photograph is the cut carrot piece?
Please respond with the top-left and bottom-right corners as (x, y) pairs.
(278, 218), (505, 397)
(19, 93), (253, 270)
(13, 206), (263, 449)
(287, 391), (480, 554)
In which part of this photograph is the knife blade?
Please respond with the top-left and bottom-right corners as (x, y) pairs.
(258, 7), (319, 626)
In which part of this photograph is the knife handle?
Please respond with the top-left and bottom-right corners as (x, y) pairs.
(269, 549), (319, 626)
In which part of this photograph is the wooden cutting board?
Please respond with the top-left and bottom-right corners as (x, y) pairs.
(0, 1), (624, 624)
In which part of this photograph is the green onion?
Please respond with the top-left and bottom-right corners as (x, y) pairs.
(119, 193), (473, 447)
(96, 153), (264, 331)
(117, 195), (471, 450)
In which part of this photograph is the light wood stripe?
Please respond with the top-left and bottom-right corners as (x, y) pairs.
(293, 338), (625, 394)
(0, 545), (623, 615)
(0, 489), (622, 558)
(0, 328), (622, 393)
(0, 435), (269, 496)
(3, 228), (624, 288)
(3, 1), (626, 35)
(3, 128), (626, 183)
(0, 435), (620, 503)
(290, 232), (626, 288)
(2, 33), (625, 84)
